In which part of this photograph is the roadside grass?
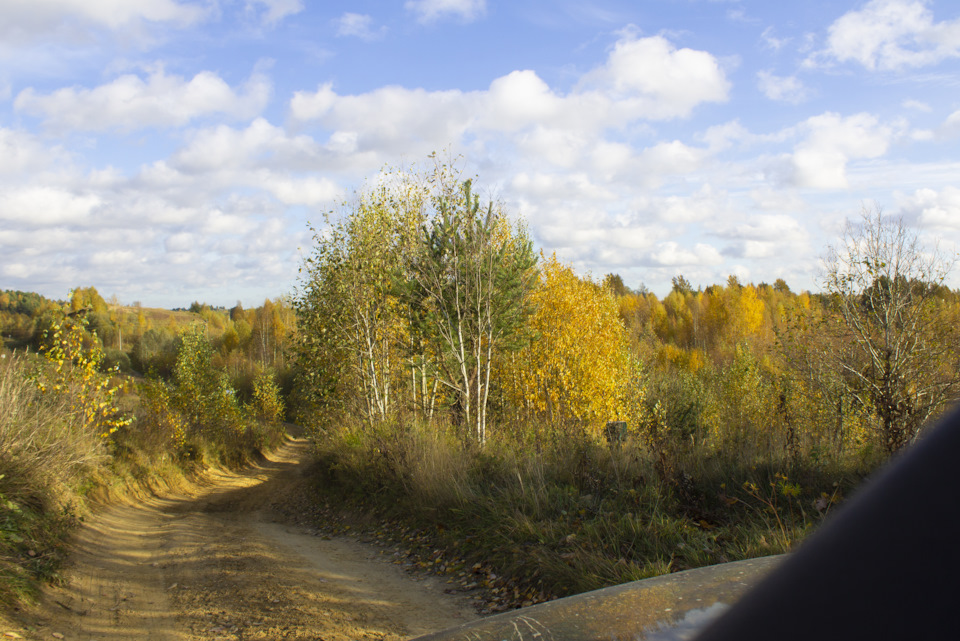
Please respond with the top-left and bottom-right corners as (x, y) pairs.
(0, 347), (287, 612)
(309, 417), (869, 609)
(0, 351), (99, 608)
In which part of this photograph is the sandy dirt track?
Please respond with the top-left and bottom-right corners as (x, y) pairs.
(8, 434), (478, 640)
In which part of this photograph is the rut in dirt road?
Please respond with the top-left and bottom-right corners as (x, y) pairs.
(18, 433), (478, 641)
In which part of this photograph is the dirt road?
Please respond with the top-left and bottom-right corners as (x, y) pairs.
(10, 434), (478, 640)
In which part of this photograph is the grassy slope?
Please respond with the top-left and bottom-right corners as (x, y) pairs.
(305, 420), (866, 613)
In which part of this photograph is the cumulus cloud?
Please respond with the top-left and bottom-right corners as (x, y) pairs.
(292, 84), (473, 157)
(405, 0), (486, 24)
(577, 34), (730, 119)
(15, 68), (270, 132)
(336, 12), (386, 40)
(290, 31), (730, 166)
(637, 140), (706, 174)
(898, 186), (960, 230)
(699, 120), (754, 152)
(169, 118), (312, 172)
(252, 171), (340, 206)
(0, 114), (328, 306)
(0, 186), (100, 227)
(941, 109), (960, 137)
(643, 186), (727, 224)
(511, 172), (615, 203)
(0, 177), (311, 305)
(757, 71), (809, 103)
(789, 112), (894, 189)
(650, 242), (723, 267)
(812, 0), (960, 70)
(713, 214), (809, 259)
(0, 128), (70, 174)
(482, 71), (563, 130)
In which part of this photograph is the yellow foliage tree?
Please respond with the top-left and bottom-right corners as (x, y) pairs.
(730, 284), (765, 342)
(38, 318), (130, 438)
(498, 254), (633, 433)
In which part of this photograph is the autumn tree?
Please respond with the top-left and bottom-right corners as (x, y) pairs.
(70, 286), (108, 315)
(296, 172), (427, 424)
(820, 207), (960, 452)
(173, 322), (241, 436)
(497, 254), (632, 432)
(406, 175), (537, 443)
(38, 316), (130, 439)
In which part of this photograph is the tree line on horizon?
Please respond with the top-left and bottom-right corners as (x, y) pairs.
(4, 198), (958, 463)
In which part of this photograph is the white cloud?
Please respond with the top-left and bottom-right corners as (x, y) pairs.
(290, 82), (337, 121)
(902, 98), (932, 111)
(165, 231), (194, 253)
(0, 186), (101, 226)
(713, 214), (809, 259)
(761, 26), (790, 51)
(336, 13), (386, 40)
(290, 31), (730, 158)
(699, 120), (753, 151)
(749, 188), (806, 213)
(941, 109), (960, 137)
(15, 68), (270, 132)
(757, 71), (809, 103)
(150, 119), (345, 206)
(650, 242), (723, 267)
(170, 118), (297, 172)
(578, 34), (730, 119)
(483, 71), (561, 130)
(247, 0), (303, 26)
(898, 186), (960, 230)
(323, 83), (740, 275)
(0, 128), (69, 174)
(405, 0), (486, 24)
(637, 140), (706, 174)
(789, 112), (894, 189)
(511, 172), (615, 203)
(588, 140), (634, 178)
(0, 0), (205, 36)
(253, 171), (341, 206)
(516, 127), (588, 169)
(90, 249), (139, 266)
(813, 0), (960, 71)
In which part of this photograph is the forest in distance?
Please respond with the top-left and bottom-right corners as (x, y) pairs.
(3, 162), (960, 611)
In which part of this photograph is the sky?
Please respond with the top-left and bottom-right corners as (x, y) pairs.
(2, 0), (960, 308)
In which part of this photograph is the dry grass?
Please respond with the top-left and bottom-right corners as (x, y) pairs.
(310, 414), (867, 601)
(0, 352), (105, 500)
(0, 351), (105, 607)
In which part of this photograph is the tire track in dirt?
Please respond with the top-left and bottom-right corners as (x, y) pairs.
(11, 434), (478, 640)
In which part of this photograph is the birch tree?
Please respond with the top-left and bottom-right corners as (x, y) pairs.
(406, 177), (537, 444)
(296, 175), (426, 425)
(820, 206), (960, 452)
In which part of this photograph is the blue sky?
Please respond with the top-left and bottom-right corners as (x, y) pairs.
(2, 0), (960, 308)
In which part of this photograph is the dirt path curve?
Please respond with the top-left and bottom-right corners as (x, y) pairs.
(15, 434), (478, 640)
